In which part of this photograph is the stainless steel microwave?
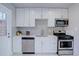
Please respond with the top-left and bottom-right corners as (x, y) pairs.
(55, 18), (69, 27)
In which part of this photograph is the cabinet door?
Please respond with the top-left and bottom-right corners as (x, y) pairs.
(42, 38), (49, 53)
(42, 37), (57, 53)
(33, 8), (42, 19)
(29, 8), (36, 27)
(35, 37), (42, 53)
(48, 9), (55, 27)
(16, 8), (25, 27)
(25, 8), (30, 27)
(54, 9), (62, 18)
(42, 8), (49, 19)
(48, 9), (68, 27)
(13, 36), (22, 54)
(51, 37), (57, 53)
(61, 9), (68, 18)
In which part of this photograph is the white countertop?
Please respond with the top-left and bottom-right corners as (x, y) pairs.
(15, 35), (56, 37)
(14, 35), (57, 40)
(15, 35), (35, 37)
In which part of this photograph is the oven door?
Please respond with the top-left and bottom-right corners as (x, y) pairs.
(59, 40), (73, 49)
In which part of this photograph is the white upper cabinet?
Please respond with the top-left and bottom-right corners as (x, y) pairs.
(16, 8), (30, 27)
(47, 8), (68, 27)
(16, 8), (68, 27)
(32, 8), (42, 19)
(16, 8), (25, 27)
(48, 9), (56, 27)
(24, 8), (30, 27)
(54, 9), (62, 18)
(16, 8), (35, 27)
(25, 8), (36, 27)
(30, 8), (37, 27)
(61, 9), (68, 18)
(42, 8), (49, 19)
(52, 9), (68, 18)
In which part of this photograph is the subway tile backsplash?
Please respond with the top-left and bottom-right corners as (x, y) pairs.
(16, 19), (65, 36)
(16, 19), (48, 36)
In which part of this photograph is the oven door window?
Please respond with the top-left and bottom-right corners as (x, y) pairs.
(60, 41), (72, 48)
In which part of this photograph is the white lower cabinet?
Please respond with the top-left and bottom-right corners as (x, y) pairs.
(35, 37), (42, 53)
(35, 37), (57, 54)
(13, 36), (57, 54)
(42, 38), (52, 53)
(13, 36), (22, 54)
(42, 38), (56, 53)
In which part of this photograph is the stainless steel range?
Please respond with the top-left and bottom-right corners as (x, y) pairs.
(53, 28), (74, 55)
(58, 35), (74, 55)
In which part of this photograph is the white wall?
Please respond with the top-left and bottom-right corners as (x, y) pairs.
(66, 3), (79, 55)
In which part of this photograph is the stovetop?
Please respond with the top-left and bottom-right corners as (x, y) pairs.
(53, 33), (66, 36)
(58, 35), (74, 39)
(53, 33), (74, 39)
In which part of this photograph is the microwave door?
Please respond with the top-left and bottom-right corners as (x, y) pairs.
(55, 19), (68, 27)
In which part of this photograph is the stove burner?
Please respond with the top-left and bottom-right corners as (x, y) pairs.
(58, 35), (74, 40)
(53, 33), (74, 40)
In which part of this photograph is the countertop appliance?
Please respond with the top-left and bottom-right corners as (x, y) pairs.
(26, 31), (30, 35)
(53, 29), (74, 55)
(55, 18), (68, 27)
(16, 31), (22, 36)
(22, 37), (35, 54)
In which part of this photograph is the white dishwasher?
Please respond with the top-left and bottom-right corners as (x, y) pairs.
(22, 37), (35, 54)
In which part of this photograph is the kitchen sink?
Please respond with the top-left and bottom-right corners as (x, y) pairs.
(36, 35), (47, 37)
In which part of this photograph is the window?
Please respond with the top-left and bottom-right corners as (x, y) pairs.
(0, 11), (6, 20)
(0, 11), (7, 36)
(3, 13), (6, 20)
(0, 12), (3, 20)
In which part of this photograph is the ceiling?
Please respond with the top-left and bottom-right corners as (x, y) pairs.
(12, 3), (73, 8)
